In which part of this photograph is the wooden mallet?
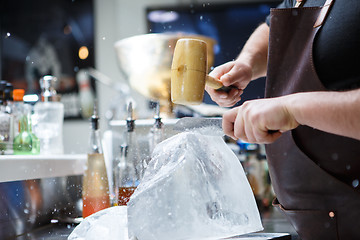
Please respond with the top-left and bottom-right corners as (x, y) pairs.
(171, 38), (228, 105)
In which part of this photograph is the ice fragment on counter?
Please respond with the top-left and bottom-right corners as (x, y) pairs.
(68, 206), (128, 240)
(128, 132), (263, 240)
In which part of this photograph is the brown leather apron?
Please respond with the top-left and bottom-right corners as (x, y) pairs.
(265, 0), (360, 239)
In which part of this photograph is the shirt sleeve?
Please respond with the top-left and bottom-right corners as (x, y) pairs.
(265, 0), (295, 25)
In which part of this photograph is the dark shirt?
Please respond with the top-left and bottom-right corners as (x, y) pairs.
(267, 0), (360, 90)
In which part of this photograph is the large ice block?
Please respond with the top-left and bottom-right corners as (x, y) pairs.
(68, 206), (128, 240)
(128, 132), (263, 240)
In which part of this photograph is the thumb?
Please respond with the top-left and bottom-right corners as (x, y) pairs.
(220, 63), (252, 89)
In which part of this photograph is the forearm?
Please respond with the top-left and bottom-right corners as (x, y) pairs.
(236, 23), (269, 80)
(285, 89), (360, 140)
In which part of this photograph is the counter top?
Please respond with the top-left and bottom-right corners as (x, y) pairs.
(16, 207), (298, 240)
(19, 223), (292, 240)
(0, 154), (86, 182)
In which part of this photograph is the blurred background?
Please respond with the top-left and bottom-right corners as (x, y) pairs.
(0, 0), (280, 154)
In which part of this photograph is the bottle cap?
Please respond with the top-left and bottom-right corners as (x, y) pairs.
(0, 80), (7, 91)
(40, 75), (59, 102)
(153, 101), (163, 129)
(90, 101), (99, 130)
(0, 80), (7, 101)
(126, 101), (135, 132)
(4, 83), (14, 101)
(13, 89), (25, 101)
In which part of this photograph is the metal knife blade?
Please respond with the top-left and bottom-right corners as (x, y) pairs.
(173, 117), (224, 136)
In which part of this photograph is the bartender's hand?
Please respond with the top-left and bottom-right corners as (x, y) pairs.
(205, 23), (270, 107)
(205, 60), (251, 107)
(222, 96), (299, 144)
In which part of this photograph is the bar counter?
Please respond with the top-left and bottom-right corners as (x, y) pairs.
(14, 206), (299, 240)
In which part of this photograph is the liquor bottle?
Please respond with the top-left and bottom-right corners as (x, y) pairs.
(4, 82), (14, 114)
(82, 104), (110, 218)
(13, 104), (40, 155)
(124, 101), (143, 178)
(76, 69), (94, 118)
(33, 75), (64, 154)
(113, 102), (142, 206)
(12, 89), (25, 136)
(0, 100), (13, 155)
(0, 83), (14, 155)
(148, 101), (164, 154)
(113, 144), (137, 206)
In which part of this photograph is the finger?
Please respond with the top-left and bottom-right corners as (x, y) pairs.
(261, 131), (283, 144)
(209, 61), (234, 79)
(222, 108), (238, 139)
(233, 108), (249, 142)
(246, 124), (258, 143)
(217, 88), (242, 106)
(242, 114), (258, 143)
(220, 65), (251, 89)
(216, 96), (242, 107)
(218, 88), (243, 99)
(206, 87), (242, 107)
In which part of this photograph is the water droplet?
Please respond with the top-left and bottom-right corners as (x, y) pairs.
(200, 16), (203, 20)
(5, 32), (11, 38)
(331, 153), (338, 160)
(292, 9), (298, 16)
(352, 179), (359, 188)
(51, 219), (59, 223)
(24, 209), (29, 214)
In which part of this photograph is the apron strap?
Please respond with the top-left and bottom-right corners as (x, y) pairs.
(294, 0), (305, 8)
(314, 0), (335, 27)
(294, 0), (335, 28)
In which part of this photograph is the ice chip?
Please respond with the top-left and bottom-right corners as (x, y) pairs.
(128, 132), (263, 240)
(68, 206), (128, 240)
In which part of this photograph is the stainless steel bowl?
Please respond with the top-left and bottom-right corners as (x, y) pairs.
(114, 33), (216, 103)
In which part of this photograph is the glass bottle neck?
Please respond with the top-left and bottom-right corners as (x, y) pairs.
(89, 128), (102, 154)
(19, 115), (29, 132)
